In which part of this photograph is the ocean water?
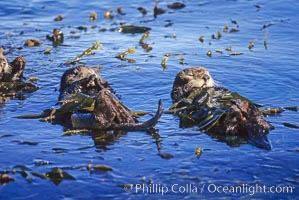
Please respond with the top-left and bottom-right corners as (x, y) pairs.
(0, 0), (298, 199)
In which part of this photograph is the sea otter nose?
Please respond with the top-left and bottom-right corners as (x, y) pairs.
(203, 74), (210, 82)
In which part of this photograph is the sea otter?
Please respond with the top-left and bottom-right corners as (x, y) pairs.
(0, 48), (38, 102)
(0, 48), (25, 82)
(54, 66), (162, 131)
(170, 67), (272, 150)
(58, 66), (112, 101)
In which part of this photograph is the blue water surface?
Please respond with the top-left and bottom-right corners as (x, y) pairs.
(0, 0), (298, 199)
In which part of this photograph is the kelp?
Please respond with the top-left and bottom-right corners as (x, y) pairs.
(24, 39), (42, 47)
(139, 32), (152, 51)
(167, 2), (186, 9)
(0, 162), (120, 185)
(217, 31), (222, 39)
(20, 170), (33, 183)
(46, 29), (64, 46)
(170, 88), (262, 115)
(161, 55), (169, 70)
(117, 7), (124, 15)
(160, 53), (184, 70)
(206, 50), (212, 57)
(229, 28), (240, 33)
(89, 11), (97, 21)
(92, 164), (112, 171)
(62, 129), (91, 136)
(15, 93), (94, 121)
(179, 54), (185, 64)
(230, 19), (238, 26)
(0, 173), (14, 185)
(260, 18), (290, 31)
(195, 146), (203, 158)
(65, 41), (103, 65)
(195, 18), (273, 58)
(284, 106), (297, 112)
(223, 24), (229, 32)
(211, 32), (222, 40)
(260, 107), (284, 116)
(154, 0), (166, 18)
(230, 52), (244, 56)
(248, 39), (256, 50)
(44, 48), (51, 54)
(159, 153), (174, 159)
(264, 31), (268, 50)
(0, 82), (39, 101)
(283, 122), (299, 129)
(216, 50), (223, 55)
(104, 10), (114, 19)
(225, 46), (232, 51)
(1, 166), (78, 186)
(11, 140), (38, 146)
(0, 81), (38, 93)
(167, 88), (203, 112)
(137, 7), (147, 15)
(54, 15), (63, 21)
(130, 111), (151, 117)
(168, 89), (217, 126)
(31, 167), (75, 185)
(118, 25), (151, 34)
(199, 35), (204, 43)
(115, 47), (136, 62)
(16, 92), (153, 122)
(260, 106), (297, 117)
(103, 6), (124, 19)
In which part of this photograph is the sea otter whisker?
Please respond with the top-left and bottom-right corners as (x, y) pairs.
(212, 80), (220, 87)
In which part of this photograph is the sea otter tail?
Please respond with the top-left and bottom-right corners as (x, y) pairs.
(108, 99), (163, 132)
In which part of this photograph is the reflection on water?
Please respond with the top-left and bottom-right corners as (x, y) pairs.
(0, 0), (298, 199)
(92, 130), (126, 150)
(91, 129), (161, 153)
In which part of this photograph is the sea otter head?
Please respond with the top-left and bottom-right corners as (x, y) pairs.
(0, 49), (10, 80)
(171, 67), (215, 102)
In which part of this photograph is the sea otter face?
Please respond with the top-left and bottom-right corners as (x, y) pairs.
(0, 52), (10, 80)
(171, 67), (215, 102)
(59, 66), (101, 93)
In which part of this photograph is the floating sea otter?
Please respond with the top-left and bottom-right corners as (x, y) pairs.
(19, 66), (162, 132)
(170, 67), (273, 150)
(59, 66), (163, 131)
(0, 49), (24, 82)
(0, 48), (38, 103)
